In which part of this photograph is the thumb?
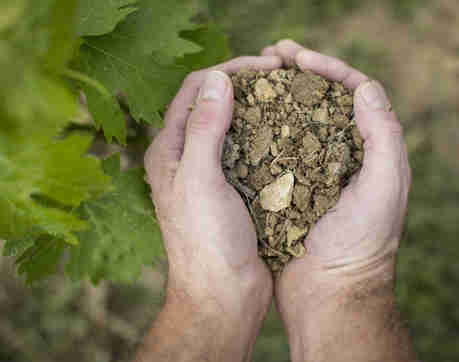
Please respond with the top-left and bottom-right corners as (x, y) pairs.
(181, 71), (233, 182)
(352, 80), (409, 210)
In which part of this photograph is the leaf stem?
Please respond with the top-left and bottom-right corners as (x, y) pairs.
(62, 68), (111, 99)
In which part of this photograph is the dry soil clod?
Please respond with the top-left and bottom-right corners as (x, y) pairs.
(223, 68), (364, 274)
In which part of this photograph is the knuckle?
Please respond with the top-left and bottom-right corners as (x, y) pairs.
(277, 38), (297, 48)
(183, 71), (203, 87)
(144, 130), (167, 166)
(149, 165), (177, 206)
(144, 142), (159, 170)
(144, 130), (178, 184)
(152, 182), (170, 205)
(188, 106), (216, 132)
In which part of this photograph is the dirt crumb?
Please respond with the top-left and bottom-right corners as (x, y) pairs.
(223, 67), (364, 274)
(291, 70), (330, 106)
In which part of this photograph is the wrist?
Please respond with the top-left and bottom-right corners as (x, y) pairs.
(155, 265), (272, 362)
(276, 237), (399, 314)
(166, 255), (273, 314)
(167, 260), (272, 318)
(277, 253), (397, 327)
(276, 256), (418, 362)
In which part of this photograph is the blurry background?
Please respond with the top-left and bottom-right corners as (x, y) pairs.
(1, 0), (458, 361)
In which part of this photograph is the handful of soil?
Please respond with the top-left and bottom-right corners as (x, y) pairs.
(222, 68), (364, 274)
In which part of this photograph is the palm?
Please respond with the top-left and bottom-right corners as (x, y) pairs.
(163, 171), (262, 273)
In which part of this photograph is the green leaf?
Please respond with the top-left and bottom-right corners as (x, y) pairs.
(15, 236), (67, 284)
(79, 50), (188, 143)
(98, 0), (201, 59)
(76, 0), (138, 36)
(177, 23), (232, 71)
(0, 133), (111, 247)
(77, 0), (202, 143)
(1, 0), (230, 284)
(68, 155), (165, 284)
(44, 0), (80, 69)
(0, 0), (113, 256)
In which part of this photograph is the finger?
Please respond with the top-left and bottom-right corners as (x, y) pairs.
(180, 71), (233, 183)
(275, 39), (305, 66)
(161, 56), (282, 163)
(272, 39), (369, 89)
(144, 129), (181, 195)
(295, 49), (369, 90)
(164, 56), (282, 131)
(261, 45), (277, 56)
(352, 80), (409, 206)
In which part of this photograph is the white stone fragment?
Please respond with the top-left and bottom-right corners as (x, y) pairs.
(260, 172), (294, 212)
(254, 78), (277, 102)
(281, 125), (290, 138)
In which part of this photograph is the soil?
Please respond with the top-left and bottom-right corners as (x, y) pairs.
(222, 68), (364, 274)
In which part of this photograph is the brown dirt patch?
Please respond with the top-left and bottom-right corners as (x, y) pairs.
(223, 68), (364, 274)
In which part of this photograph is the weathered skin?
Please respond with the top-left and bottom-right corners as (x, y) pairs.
(138, 55), (282, 362)
(136, 40), (417, 362)
(263, 39), (417, 362)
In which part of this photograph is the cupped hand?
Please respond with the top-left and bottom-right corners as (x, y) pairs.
(144, 56), (282, 323)
(262, 40), (411, 311)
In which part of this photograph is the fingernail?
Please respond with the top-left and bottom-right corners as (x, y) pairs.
(358, 81), (391, 111)
(199, 71), (229, 101)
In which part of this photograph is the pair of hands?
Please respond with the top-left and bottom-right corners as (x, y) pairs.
(143, 40), (411, 361)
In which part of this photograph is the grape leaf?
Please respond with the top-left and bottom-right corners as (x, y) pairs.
(14, 236), (67, 284)
(77, 0), (138, 36)
(1, 0), (230, 284)
(0, 0), (113, 282)
(67, 155), (165, 284)
(177, 23), (232, 71)
(77, 0), (202, 143)
(94, 0), (201, 59)
(79, 48), (188, 144)
(0, 133), (111, 247)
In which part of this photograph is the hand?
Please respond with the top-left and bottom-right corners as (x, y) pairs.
(262, 40), (413, 361)
(142, 56), (282, 361)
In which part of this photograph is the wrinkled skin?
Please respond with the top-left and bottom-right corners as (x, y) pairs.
(261, 39), (410, 307)
(261, 40), (413, 362)
(142, 56), (282, 362)
(140, 40), (413, 362)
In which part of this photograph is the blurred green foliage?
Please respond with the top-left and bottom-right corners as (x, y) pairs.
(391, 0), (428, 18)
(205, 0), (361, 54)
(397, 138), (459, 361)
